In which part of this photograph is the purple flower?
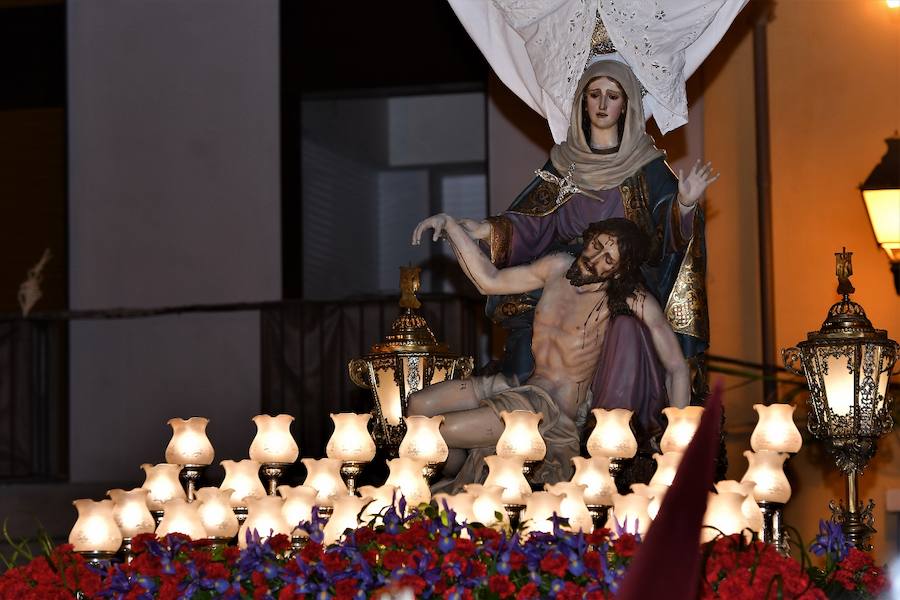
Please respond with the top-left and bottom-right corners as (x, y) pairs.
(810, 519), (851, 561)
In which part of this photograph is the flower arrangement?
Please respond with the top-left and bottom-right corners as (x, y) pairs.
(0, 502), (890, 599)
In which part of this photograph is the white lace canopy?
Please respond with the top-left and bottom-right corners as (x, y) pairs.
(447, 0), (749, 143)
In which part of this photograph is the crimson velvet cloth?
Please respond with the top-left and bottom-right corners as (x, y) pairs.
(617, 384), (724, 600)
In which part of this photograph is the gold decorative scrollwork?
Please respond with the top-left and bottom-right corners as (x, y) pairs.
(348, 359), (371, 389)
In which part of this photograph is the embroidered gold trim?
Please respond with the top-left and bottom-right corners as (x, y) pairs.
(486, 215), (513, 267)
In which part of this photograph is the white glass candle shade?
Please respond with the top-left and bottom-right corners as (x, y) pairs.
(398, 415), (449, 463)
(358, 484), (398, 526)
(570, 456), (616, 506)
(164, 417), (214, 466)
(195, 487), (240, 539)
(384, 457), (431, 507)
(607, 493), (652, 536)
(660, 406), (704, 454)
(141, 463), (185, 511)
(69, 499), (122, 553)
(301, 458), (348, 508)
(586, 408), (637, 459)
(220, 459), (266, 508)
(648, 452), (684, 488)
(323, 494), (373, 544)
(433, 492), (476, 525)
(715, 480), (763, 533)
(107, 488), (155, 539)
(238, 496), (291, 549)
(544, 482), (593, 533)
(750, 404), (802, 454)
(325, 413), (376, 462)
(483, 455), (531, 505)
(521, 491), (564, 535)
(496, 410), (546, 461)
(740, 450), (791, 504)
(702, 491), (749, 544)
(465, 484), (510, 527)
(278, 485), (319, 533)
(249, 414), (300, 464)
(630, 483), (667, 521)
(156, 498), (207, 540)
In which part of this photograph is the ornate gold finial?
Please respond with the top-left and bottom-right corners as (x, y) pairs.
(835, 247), (855, 297)
(399, 265), (422, 309)
(590, 13), (616, 56)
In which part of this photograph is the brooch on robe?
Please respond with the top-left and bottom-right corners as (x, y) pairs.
(534, 162), (581, 205)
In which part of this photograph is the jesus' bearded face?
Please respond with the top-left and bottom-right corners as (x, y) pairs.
(565, 233), (621, 287)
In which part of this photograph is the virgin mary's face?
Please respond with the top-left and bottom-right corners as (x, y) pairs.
(584, 76), (625, 132)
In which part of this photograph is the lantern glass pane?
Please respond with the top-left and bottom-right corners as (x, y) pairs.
(822, 351), (855, 417)
(373, 364), (402, 426)
(431, 365), (449, 384)
(862, 189), (900, 261)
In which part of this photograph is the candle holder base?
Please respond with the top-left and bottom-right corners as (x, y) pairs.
(522, 460), (543, 484)
(207, 536), (233, 549)
(78, 551), (117, 567)
(340, 461), (367, 494)
(233, 507), (249, 526)
(119, 538), (134, 564)
(179, 464), (206, 502)
(151, 510), (164, 527)
(504, 503), (525, 530)
(317, 505), (334, 520)
(586, 505), (610, 531)
(758, 501), (789, 556)
(261, 463), (292, 495)
(291, 535), (307, 554)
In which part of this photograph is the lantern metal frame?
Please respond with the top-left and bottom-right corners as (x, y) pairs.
(783, 249), (898, 550)
(859, 136), (900, 294)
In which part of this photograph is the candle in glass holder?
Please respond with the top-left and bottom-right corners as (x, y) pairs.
(496, 411), (546, 462)
(648, 452), (684, 488)
(69, 499), (122, 553)
(156, 498), (207, 540)
(358, 484), (398, 526)
(249, 414), (300, 464)
(521, 491), (564, 535)
(607, 493), (652, 536)
(107, 488), (155, 540)
(398, 415), (449, 464)
(570, 456), (616, 507)
(660, 406), (704, 454)
(195, 487), (240, 539)
(141, 463), (185, 511)
(326, 413), (376, 463)
(301, 458), (348, 509)
(385, 457), (431, 507)
(740, 450), (791, 503)
(702, 490), (749, 543)
(750, 404), (802, 454)
(483, 455), (531, 506)
(164, 417), (214, 465)
(238, 496), (291, 548)
(715, 480), (764, 533)
(433, 492), (476, 526)
(220, 459), (266, 508)
(586, 409), (637, 459)
(465, 484), (510, 527)
(323, 494), (373, 544)
(278, 485), (318, 533)
(630, 483), (668, 520)
(544, 482), (593, 533)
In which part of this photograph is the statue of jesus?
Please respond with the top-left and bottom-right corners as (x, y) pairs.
(410, 216), (690, 491)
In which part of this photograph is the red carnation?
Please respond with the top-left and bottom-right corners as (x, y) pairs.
(323, 551), (348, 573)
(612, 533), (638, 557)
(355, 527), (376, 545)
(509, 550), (527, 570)
(489, 574), (516, 598)
(300, 541), (323, 563)
(516, 582), (541, 599)
(335, 578), (359, 599)
(268, 533), (292, 554)
(399, 574), (427, 595)
(383, 549), (407, 571)
(540, 551), (568, 577)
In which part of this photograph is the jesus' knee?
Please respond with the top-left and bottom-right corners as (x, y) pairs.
(407, 390), (434, 417)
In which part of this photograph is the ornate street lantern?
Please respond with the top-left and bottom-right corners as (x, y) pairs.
(349, 266), (473, 455)
(859, 136), (900, 294)
(783, 249), (898, 550)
